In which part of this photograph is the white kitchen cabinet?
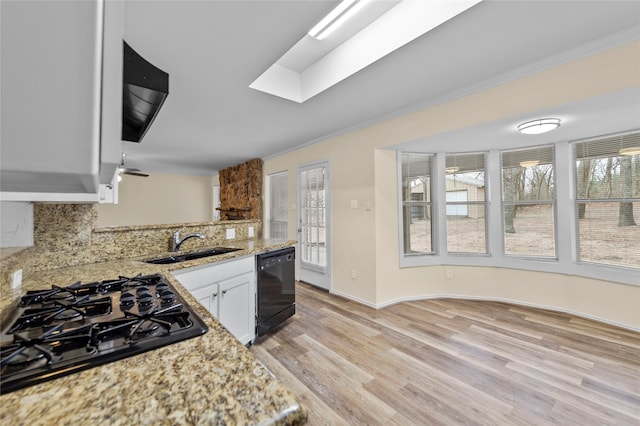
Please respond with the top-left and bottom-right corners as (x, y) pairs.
(189, 286), (220, 319)
(0, 0), (123, 202)
(172, 256), (256, 345)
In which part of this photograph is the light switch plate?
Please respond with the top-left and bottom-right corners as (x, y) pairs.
(226, 228), (235, 239)
(248, 226), (254, 237)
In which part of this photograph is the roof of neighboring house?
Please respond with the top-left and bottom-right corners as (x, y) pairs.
(446, 175), (485, 188)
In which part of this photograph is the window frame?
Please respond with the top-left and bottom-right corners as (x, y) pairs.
(500, 145), (558, 260)
(573, 131), (640, 270)
(444, 152), (489, 256)
(266, 170), (288, 240)
(400, 152), (435, 256)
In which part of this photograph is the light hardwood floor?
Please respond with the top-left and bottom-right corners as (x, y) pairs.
(250, 282), (640, 425)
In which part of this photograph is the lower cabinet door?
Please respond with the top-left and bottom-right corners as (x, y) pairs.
(218, 272), (255, 344)
(172, 256), (256, 344)
(189, 284), (219, 318)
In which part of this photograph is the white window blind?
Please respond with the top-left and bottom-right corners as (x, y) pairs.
(574, 130), (640, 269)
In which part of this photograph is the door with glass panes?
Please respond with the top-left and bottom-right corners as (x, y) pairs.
(297, 162), (330, 290)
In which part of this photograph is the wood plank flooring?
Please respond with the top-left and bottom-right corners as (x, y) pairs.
(250, 282), (640, 425)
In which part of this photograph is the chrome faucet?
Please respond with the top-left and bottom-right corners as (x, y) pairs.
(171, 231), (205, 252)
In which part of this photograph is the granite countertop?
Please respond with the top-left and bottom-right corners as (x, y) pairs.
(0, 239), (307, 425)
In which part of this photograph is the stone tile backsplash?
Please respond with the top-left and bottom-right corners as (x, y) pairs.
(0, 203), (261, 294)
(91, 220), (261, 262)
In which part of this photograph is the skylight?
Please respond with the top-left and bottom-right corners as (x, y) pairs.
(249, 0), (482, 103)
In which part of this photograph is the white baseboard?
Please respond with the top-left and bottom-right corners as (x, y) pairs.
(329, 289), (378, 309)
(328, 290), (640, 333)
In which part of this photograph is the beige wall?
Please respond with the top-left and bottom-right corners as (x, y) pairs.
(96, 173), (215, 227)
(264, 133), (378, 303)
(264, 41), (640, 329)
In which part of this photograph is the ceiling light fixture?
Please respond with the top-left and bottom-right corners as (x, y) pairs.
(308, 0), (369, 40)
(445, 167), (460, 174)
(517, 118), (561, 135)
(619, 147), (640, 156)
(519, 160), (540, 168)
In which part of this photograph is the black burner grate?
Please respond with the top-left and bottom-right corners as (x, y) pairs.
(1, 273), (207, 394)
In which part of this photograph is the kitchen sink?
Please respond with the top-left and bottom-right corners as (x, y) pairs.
(143, 247), (242, 264)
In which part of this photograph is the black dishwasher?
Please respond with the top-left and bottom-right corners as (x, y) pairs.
(256, 247), (296, 337)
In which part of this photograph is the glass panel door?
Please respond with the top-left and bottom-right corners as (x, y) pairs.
(298, 162), (330, 289)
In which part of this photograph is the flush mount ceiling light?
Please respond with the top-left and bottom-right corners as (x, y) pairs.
(519, 160), (540, 168)
(517, 118), (561, 135)
(445, 167), (460, 174)
(308, 0), (369, 40)
(619, 147), (640, 156)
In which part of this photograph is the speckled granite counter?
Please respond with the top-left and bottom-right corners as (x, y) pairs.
(0, 239), (307, 425)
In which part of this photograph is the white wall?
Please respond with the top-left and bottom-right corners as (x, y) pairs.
(95, 173), (215, 227)
(264, 41), (640, 329)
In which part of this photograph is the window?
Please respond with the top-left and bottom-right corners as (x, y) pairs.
(574, 131), (640, 269)
(501, 146), (556, 258)
(401, 153), (433, 254)
(267, 171), (288, 239)
(445, 153), (487, 254)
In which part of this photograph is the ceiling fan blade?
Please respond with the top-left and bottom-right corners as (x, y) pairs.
(118, 153), (148, 177)
(119, 166), (141, 172)
(122, 171), (149, 177)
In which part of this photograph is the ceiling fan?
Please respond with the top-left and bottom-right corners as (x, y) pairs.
(117, 152), (149, 178)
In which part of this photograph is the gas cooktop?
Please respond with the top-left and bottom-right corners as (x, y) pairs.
(0, 273), (208, 394)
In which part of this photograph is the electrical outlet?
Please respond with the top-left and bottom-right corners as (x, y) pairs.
(446, 269), (453, 279)
(226, 228), (235, 239)
(12, 269), (22, 290)
(351, 269), (357, 279)
(248, 226), (254, 237)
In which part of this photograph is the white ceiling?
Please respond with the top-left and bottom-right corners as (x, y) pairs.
(121, 1), (640, 175)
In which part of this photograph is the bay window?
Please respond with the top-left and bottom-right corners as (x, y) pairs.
(397, 130), (638, 283)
